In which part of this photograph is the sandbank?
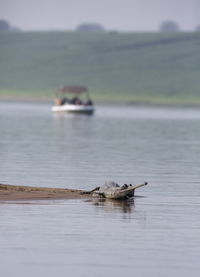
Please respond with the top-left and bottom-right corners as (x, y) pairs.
(0, 184), (90, 201)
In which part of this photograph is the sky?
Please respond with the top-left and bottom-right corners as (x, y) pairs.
(0, 0), (199, 32)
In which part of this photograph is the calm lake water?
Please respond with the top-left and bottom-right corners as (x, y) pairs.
(0, 102), (200, 277)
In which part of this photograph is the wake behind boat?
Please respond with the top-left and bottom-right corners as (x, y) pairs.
(51, 85), (95, 114)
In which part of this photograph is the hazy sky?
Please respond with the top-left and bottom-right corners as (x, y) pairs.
(0, 0), (199, 31)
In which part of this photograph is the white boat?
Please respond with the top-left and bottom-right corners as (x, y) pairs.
(51, 85), (95, 115)
(52, 103), (94, 114)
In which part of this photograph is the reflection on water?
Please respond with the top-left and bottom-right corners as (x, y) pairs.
(1, 102), (200, 277)
(86, 198), (135, 213)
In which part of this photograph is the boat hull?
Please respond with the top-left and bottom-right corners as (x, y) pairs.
(52, 104), (94, 114)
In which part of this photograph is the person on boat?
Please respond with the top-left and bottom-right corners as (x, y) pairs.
(74, 97), (82, 105)
(69, 97), (77, 104)
(54, 98), (62, 105)
(85, 99), (93, 106)
(60, 97), (68, 105)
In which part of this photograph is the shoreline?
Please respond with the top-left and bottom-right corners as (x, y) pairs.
(1, 96), (200, 108)
(0, 184), (90, 201)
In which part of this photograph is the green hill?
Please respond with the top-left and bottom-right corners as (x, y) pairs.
(0, 31), (200, 105)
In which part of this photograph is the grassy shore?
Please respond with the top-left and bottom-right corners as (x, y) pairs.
(0, 31), (200, 106)
(1, 89), (200, 107)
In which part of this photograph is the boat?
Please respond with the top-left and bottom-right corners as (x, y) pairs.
(51, 85), (95, 114)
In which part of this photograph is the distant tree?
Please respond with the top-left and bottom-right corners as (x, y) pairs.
(76, 23), (105, 32)
(0, 19), (10, 31)
(159, 21), (180, 32)
(0, 19), (20, 32)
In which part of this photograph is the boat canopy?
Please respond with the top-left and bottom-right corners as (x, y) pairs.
(56, 86), (88, 94)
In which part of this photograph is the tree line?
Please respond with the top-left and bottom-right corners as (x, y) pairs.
(0, 19), (19, 32)
(1, 19), (200, 33)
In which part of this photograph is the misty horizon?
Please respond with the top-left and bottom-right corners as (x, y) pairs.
(0, 0), (199, 32)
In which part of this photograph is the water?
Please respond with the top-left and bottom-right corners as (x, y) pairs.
(0, 102), (200, 277)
